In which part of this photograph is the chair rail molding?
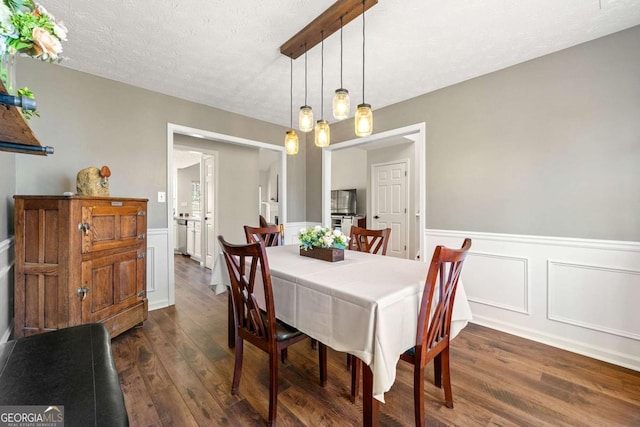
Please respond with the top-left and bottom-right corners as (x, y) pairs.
(425, 229), (640, 372)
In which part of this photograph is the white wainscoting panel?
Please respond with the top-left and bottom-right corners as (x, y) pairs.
(147, 229), (170, 311)
(0, 238), (14, 343)
(548, 261), (640, 340)
(426, 229), (640, 372)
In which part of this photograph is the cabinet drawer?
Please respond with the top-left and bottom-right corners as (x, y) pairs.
(81, 200), (147, 253)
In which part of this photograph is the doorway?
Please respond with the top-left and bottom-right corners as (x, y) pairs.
(164, 123), (287, 307)
(322, 123), (426, 262)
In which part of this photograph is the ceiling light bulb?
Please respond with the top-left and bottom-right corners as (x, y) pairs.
(299, 105), (314, 132)
(285, 130), (299, 155)
(315, 119), (330, 147)
(332, 88), (350, 120)
(355, 103), (373, 137)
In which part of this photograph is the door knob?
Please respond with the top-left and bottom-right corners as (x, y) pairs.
(374, 215), (380, 219)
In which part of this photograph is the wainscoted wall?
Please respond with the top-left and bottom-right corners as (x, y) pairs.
(0, 238), (14, 343)
(425, 229), (640, 372)
(147, 229), (170, 311)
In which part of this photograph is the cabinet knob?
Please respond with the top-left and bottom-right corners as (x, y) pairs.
(76, 286), (90, 301)
(78, 222), (91, 235)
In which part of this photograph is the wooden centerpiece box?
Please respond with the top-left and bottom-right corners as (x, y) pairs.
(299, 246), (345, 262)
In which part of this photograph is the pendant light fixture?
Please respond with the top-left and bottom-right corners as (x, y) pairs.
(284, 57), (299, 155)
(298, 44), (314, 132)
(355, 0), (373, 137)
(315, 32), (330, 147)
(332, 16), (350, 120)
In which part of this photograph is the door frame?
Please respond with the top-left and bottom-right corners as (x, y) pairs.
(370, 159), (410, 259)
(167, 123), (287, 306)
(321, 122), (426, 262)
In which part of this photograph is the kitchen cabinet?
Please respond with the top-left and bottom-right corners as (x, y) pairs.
(13, 195), (148, 338)
(193, 221), (202, 261)
(186, 220), (195, 255)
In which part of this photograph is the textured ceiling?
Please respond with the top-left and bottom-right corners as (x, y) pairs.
(47, 0), (640, 128)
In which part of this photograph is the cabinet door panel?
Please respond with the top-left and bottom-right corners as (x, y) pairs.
(81, 248), (145, 324)
(81, 201), (146, 254)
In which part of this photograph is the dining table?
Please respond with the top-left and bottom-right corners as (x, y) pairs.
(213, 244), (473, 426)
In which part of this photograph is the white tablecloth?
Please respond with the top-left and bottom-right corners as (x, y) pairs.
(210, 253), (229, 295)
(249, 245), (473, 403)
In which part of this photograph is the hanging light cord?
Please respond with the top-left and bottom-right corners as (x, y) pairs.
(340, 16), (344, 89)
(304, 43), (308, 105)
(362, 0), (366, 103)
(321, 31), (324, 118)
(290, 57), (293, 129)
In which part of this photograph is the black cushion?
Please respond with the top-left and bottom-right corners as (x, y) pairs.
(259, 310), (304, 341)
(0, 323), (129, 427)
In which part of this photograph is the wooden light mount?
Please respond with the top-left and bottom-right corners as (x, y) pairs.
(280, 0), (378, 59)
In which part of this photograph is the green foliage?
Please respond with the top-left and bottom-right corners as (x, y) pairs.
(17, 86), (39, 119)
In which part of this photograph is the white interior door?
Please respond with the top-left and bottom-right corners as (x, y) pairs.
(203, 155), (216, 268)
(372, 161), (408, 258)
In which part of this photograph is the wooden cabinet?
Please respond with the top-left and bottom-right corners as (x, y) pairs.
(13, 195), (149, 339)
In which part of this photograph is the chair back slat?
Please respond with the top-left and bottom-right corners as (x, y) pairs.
(416, 238), (471, 356)
(245, 224), (283, 246)
(218, 236), (277, 343)
(348, 225), (391, 255)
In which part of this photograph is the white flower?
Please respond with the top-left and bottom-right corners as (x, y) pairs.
(0, 4), (17, 38)
(333, 229), (342, 237)
(53, 22), (68, 41)
(32, 26), (62, 60)
(314, 225), (322, 230)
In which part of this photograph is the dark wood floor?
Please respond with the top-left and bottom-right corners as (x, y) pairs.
(111, 254), (640, 426)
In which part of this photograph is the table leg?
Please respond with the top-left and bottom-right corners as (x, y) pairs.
(362, 364), (379, 427)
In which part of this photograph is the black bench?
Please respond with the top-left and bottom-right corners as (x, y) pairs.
(0, 323), (129, 426)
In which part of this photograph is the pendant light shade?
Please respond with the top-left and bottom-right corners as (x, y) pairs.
(333, 88), (350, 120)
(285, 130), (299, 154)
(315, 32), (331, 147)
(355, 103), (373, 136)
(315, 119), (330, 147)
(298, 45), (314, 132)
(332, 17), (350, 120)
(355, 0), (373, 137)
(285, 57), (299, 155)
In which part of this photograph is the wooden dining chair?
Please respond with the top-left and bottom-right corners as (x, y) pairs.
(351, 238), (472, 426)
(218, 236), (327, 427)
(244, 224), (283, 247)
(348, 225), (391, 255)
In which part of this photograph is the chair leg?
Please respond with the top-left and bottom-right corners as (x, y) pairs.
(281, 348), (288, 364)
(318, 342), (327, 387)
(434, 353), (442, 388)
(227, 293), (235, 348)
(310, 338), (317, 350)
(268, 352), (279, 427)
(441, 347), (454, 408)
(346, 353), (351, 370)
(350, 356), (361, 402)
(231, 337), (243, 394)
(413, 361), (425, 427)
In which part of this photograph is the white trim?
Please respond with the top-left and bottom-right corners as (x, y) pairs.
(322, 122), (427, 261)
(0, 237), (14, 343)
(167, 123), (287, 307)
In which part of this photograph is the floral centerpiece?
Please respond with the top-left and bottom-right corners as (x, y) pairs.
(299, 225), (349, 250)
(298, 226), (349, 262)
(0, 0), (67, 61)
(0, 0), (67, 117)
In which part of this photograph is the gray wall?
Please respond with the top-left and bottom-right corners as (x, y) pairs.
(0, 153), (15, 240)
(14, 60), (307, 228)
(325, 26), (640, 241)
(175, 135), (259, 245)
